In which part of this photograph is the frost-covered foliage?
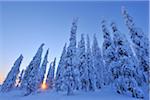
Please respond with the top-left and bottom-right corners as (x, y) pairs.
(1, 55), (23, 92)
(55, 44), (67, 92)
(101, 20), (116, 85)
(20, 44), (44, 96)
(77, 34), (89, 91)
(63, 18), (78, 95)
(92, 34), (104, 89)
(122, 7), (149, 84)
(46, 58), (56, 89)
(38, 49), (49, 87)
(86, 34), (96, 91)
(17, 69), (25, 87)
(1, 7), (148, 99)
(110, 22), (144, 99)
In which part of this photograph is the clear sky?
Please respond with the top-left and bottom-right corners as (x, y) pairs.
(0, 1), (149, 84)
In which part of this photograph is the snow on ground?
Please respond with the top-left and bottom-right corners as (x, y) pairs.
(0, 86), (141, 100)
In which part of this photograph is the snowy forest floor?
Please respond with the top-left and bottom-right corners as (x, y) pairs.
(0, 85), (148, 100)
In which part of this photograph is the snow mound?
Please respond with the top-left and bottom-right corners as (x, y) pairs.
(0, 86), (139, 100)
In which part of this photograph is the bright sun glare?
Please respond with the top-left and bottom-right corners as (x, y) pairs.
(41, 82), (48, 90)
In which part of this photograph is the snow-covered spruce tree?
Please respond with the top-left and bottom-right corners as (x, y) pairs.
(63, 18), (78, 95)
(86, 34), (96, 91)
(111, 22), (144, 99)
(77, 34), (89, 91)
(38, 49), (49, 87)
(17, 69), (25, 87)
(55, 43), (67, 92)
(1, 54), (23, 92)
(92, 34), (104, 89)
(20, 44), (44, 96)
(101, 20), (116, 85)
(122, 7), (149, 84)
(46, 58), (56, 89)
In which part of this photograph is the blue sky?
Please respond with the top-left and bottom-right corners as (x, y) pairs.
(0, 1), (149, 84)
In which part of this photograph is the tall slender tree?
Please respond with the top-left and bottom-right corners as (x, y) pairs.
(122, 7), (149, 84)
(86, 34), (96, 91)
(38, 49), (49, 87)
(63, 18), (78, 95)
(46, 58), (56, 89)
(17, 69), (25, 87)
(1, 54), (23, 92)
(101, 20), (116, 85)
(20, 44), (44, 96)
(55, 44), (67, 92)
(77, 34), (88, 91)
(92, 34), (104, 89)
(110, 22), (144, 99)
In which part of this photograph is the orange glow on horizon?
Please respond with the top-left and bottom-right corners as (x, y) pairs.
(41, 82), (48, 90)
(0, 75), (3, 85)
